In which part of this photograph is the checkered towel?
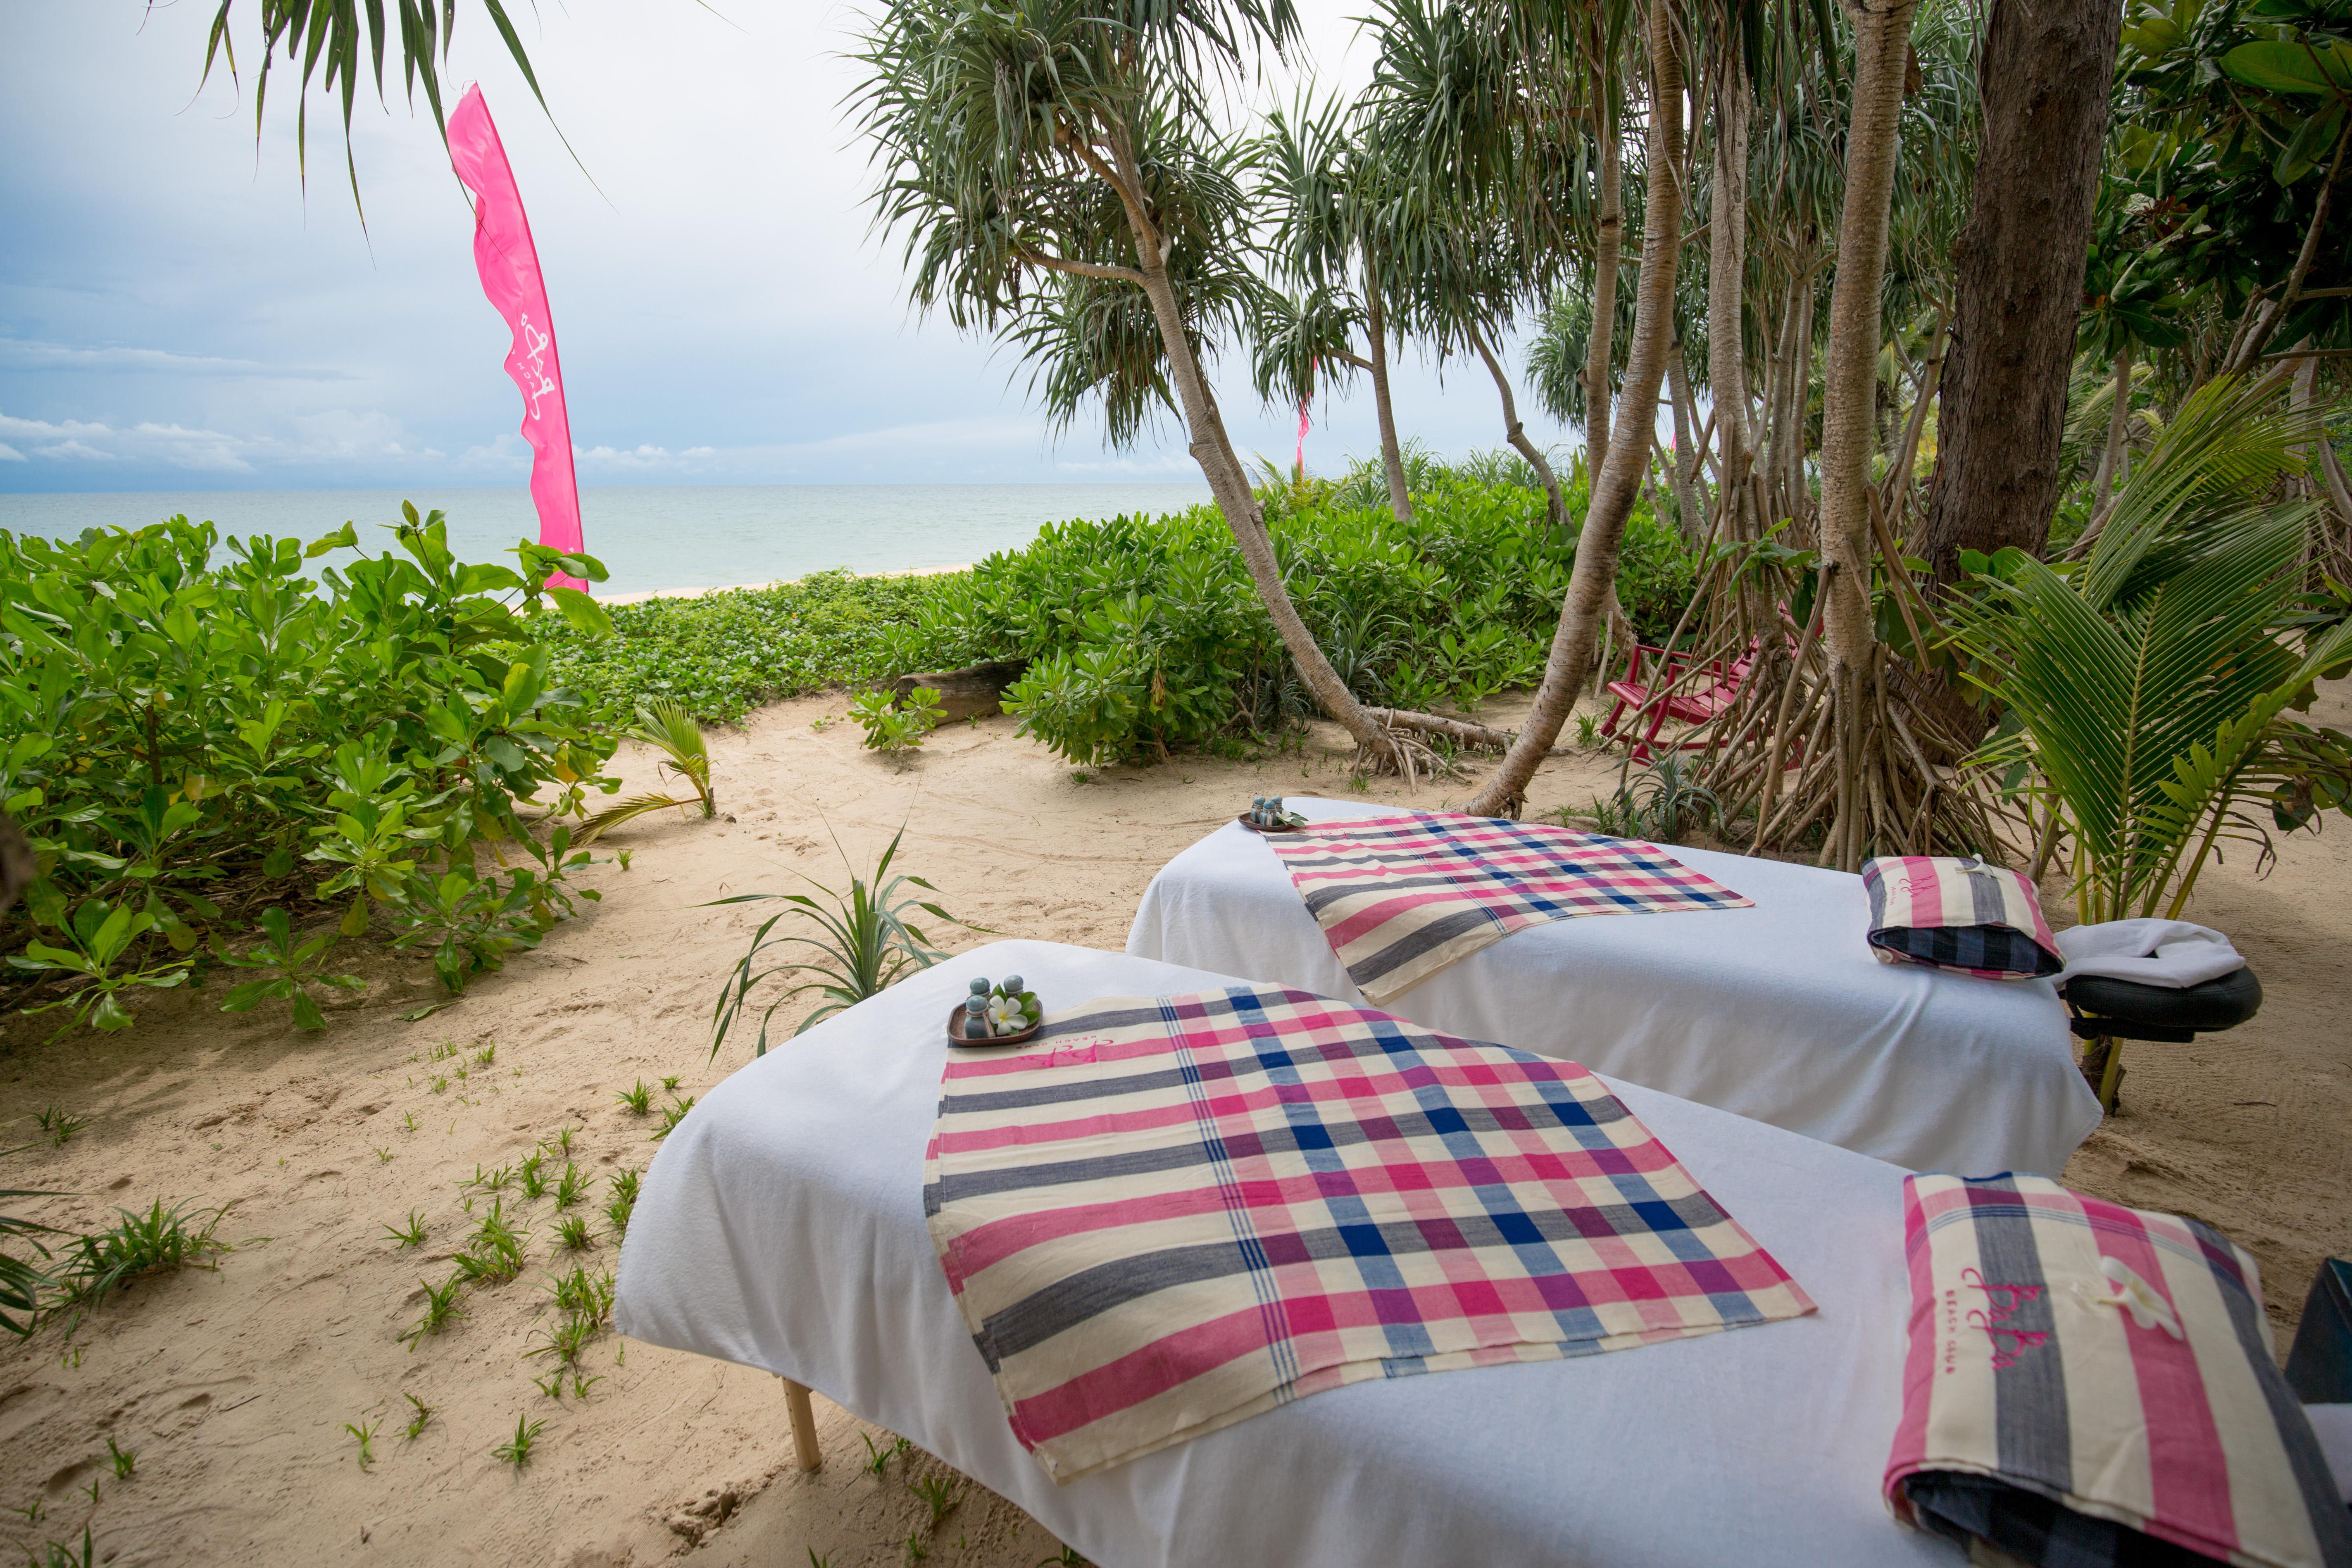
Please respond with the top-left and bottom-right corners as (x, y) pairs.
(924, 987), (1815, 1482)
(1886, 1173), (2352, 1568)
(1263, 812), (1754, 1003)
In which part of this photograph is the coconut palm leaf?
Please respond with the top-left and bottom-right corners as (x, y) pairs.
(1951, 373), (2346, 921)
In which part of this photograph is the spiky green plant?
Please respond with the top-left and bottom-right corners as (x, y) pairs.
(705, 823), (973, 1057)
(1952, 373), (2352, 925)
(578, 700), (715, 841)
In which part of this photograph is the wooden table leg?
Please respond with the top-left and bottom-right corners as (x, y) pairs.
(781, 1377), (822, 1471)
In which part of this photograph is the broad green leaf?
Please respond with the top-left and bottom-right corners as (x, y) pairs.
(2222, 40), (2352, 96)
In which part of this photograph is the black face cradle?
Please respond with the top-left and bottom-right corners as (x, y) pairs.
(2063, 965), (2263, 1044)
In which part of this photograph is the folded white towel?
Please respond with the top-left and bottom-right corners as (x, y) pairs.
(2055, 918), (2246, 989)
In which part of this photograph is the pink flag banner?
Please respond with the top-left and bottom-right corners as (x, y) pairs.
(447, 85), (588, 590)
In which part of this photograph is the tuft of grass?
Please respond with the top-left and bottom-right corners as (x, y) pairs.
(400, 1273), (467, 1347)
(474, 1044), (496, 1066)
(905, 1530), (929, 1563)
(401, 1393), (433, 1440)
(652, 1095), (697, 1142)
(33, 1106), (88, 1147)
(374, 1146), (393, 1164)
(452, 1200), (527, 1285)
(604, 1169), (640, 1240)
(517, 1151), (548, 1201)
(909, 1473), (963, 1527)
(862, 1432), (915, 1479)
(383, 1210), (427, 1249)
(51, 1199), (230, 1312)
(428, 1074), (448, 1095)
(547, 1265), (615, 1327)
(554, 1213), (594, 1252)
(570, 1368), (603, 1399)
(343, 1412), (380, 1469)
(531, 1368), (568, 1400)
(553, 1162), (588, 1210)
(28, 1525), (94, 1568)
(493, 1414), (545, 1469)
(614, 1080), (653, 1116)
(549, 1126), (576, 1156)
(104, 1438), (134, 1480)
(401, 1111), (419, 1133)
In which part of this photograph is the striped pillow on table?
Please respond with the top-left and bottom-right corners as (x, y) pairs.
(1862, 855), (2062, 980)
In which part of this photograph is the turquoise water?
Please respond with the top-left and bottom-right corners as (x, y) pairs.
(0, 482), (1212, 596)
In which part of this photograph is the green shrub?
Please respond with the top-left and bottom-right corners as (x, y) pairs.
(853, 686), (944, 753)
(0, 507), (619, 1034)
(880, 475), (1694, 765)
(541, 570), (943, 724)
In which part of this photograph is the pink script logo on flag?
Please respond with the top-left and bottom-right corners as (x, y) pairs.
(447, 86), (588, 591)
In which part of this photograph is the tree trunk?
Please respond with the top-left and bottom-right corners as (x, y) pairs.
(1471, 326), (1569, 533)
(1104, 136), (1397, 759)
(2092, 341), (2131, 514)
(1583, 79), (1624, 476)
(1364, 270), (1415, 524)
(1915, 0), (2124, 588)
(1707, 64), (1753, 539)
(1467, 0), (1684, 816)
(1819, 0), (1920, 679)
(1665, 343), (1705, 544)
(1786, 276), (1816, 534)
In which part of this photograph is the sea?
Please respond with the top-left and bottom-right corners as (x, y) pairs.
(0, 483), (1213, 597)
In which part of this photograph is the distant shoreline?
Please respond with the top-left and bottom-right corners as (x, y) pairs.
(598, 562), (974, 606)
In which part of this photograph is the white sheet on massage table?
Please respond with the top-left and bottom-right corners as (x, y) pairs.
(616, 940), (1950, 1568)
(1126, 797), (2100, 1176)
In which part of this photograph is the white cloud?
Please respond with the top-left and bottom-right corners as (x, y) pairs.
(0, 338), (352, 380)
(0, 443), (25, 462)
(33, 440), (114, 461)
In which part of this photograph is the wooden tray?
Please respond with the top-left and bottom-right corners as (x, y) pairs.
(946, 1003), (1043, 1047)
(1237, 813), (1307, 835)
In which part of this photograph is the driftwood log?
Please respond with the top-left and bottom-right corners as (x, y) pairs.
(890, 659), (1029, 722)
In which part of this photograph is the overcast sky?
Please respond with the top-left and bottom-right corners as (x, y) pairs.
(0, 0), (1577, 494)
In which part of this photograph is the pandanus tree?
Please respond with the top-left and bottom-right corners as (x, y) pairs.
(1362, 0), (1689, 814)
(1250, 97), (1420, 522)
(851, 0), (1480, 765)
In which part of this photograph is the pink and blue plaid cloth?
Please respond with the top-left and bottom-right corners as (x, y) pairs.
(924, 986), (1814, 1481)
(1262, 811), (1753, 1003)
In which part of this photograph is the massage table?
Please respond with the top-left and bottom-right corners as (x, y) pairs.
(1127, 798), (2101, 1175)
(616, 940), (1960, 1568)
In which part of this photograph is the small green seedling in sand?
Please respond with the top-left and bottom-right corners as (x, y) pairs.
(30, 1525), (94, 1568)
(809, 1552), (833, 1568)
(531, 1369), (568, 1400)
(401, 1394), (433, 1440)
(909, 1474), (962, 1527)
(374, 1147), (393, 1164)
(474, 1044), (496, 1066)
(659, 1075), (681, 1095)
(615, 1080), (653, 1115)
(549, 1126), (576, 1156)
(105, 1438), (134, 1480)
(904, 1530), (928, 1563)
(33, 1106), (88, 1146)
(344, 1413), (380, 1469)
(454, 1202), (527, 1285)
(428, 1040), (460, 1062)
(429, 1075), (448, 1095)
(605, 1169), (640, 1240)
(402, 1111), (419, 1133)
(12, 1497), (44, 1523)
(518, 1152), (548, 1200)
(554, 1214), (594, 1252)
(616, 848), (634, 871)
(652, 1096), (696, 1142)
(493, 1414), (545, 1469)
(383, 1211), (427, 1249)
(402, 1275), (466, 1347)
(548, 1266), (613, 1325)
(569, 1369), (602, 1399)
(554, 1163), (588, 1210)
(81, 1480), (100, 1509)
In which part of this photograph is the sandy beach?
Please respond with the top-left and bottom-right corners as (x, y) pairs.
(2, 684), (2345, 1566)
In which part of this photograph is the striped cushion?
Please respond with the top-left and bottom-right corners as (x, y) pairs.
(1862, 855), (2062, 980)
(1886, 1174), (2352, 1568)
